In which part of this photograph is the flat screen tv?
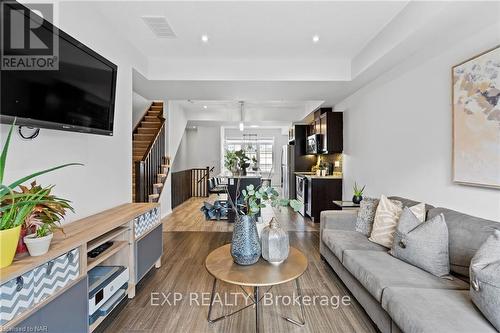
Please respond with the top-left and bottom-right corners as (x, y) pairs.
(0, 3), (117, 136)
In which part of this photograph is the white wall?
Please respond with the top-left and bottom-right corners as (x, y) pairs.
(1, 3), (148, 224)
(172, 126), (221, 174)
(224, 128), (288, 186)
(132, 92), (151, 128)
(337, 23), (500, 221)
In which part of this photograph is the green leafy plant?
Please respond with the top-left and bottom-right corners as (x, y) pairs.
(235, 150), (250, 170)
(35, 224), (52, 238)
(224, 150), (238, 171)
(18, 182), (74, 237)
(0, 120), (82, 231)
(240, 184), (302, 217)
(353, 182), (366, 197)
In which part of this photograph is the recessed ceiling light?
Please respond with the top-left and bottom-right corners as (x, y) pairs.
(312, 35), (320, 43)
(201, 34), (209, 43)
(203, 105), (208, 109)
(239, 122), (244, 131)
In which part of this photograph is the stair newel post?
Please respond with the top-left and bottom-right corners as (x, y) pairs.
(135, 160), (145, 202)
(205, 166), (210, 197)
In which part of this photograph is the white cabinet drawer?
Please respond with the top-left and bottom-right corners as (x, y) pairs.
(0, 270), (35, 324)
(34, 248), (80, 303)
(134, 207), (160, 239)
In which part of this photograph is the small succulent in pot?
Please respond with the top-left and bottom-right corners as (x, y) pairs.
(352, 182), (365, 204)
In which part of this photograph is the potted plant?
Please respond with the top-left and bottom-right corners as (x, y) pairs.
(353, 182), (366, 204)
(0, 120), (81, 267)
(228, 183), (301, 265)
(235, 150), (250, 176)
(251, 156), (259, 171)
(224, 150), (238, 175)
(18, 182), (73, 256)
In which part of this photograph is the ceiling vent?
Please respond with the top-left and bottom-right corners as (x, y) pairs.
(141, 16), (176, 38)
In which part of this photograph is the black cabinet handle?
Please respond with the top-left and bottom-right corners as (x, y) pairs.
(16, 276), (24, 291)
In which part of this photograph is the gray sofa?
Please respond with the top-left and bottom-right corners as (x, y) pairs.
(320, 196), (499, 333)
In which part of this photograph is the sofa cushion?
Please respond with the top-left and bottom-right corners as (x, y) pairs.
(369, 195), (403, 248)
(381, 287), (497, 333)
(322, 230), (386, 262)
(355, 197), (379, 236)
(388, 196), (434, 212)
(428, 207), (500, 277)
(470, 230), (500, 331)
(342, 250), (469, 302)
(390, 208), (450, 278)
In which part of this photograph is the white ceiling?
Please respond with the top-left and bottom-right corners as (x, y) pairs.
(94, 1), (408, 59)
(54, 1), (500, 126)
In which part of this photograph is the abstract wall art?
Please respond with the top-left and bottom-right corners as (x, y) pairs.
(452, 45), (500, 189)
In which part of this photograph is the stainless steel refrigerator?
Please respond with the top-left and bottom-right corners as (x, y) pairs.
(281, 145), (295, 200)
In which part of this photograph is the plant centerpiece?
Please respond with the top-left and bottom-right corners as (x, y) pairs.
(19, 182), (74, 256)
(251, 156), (258, 171)
(229, 183), (301, 265)
(352, 182), (366, 204)
(235, 150), (250, 176)
(0, 120), (81, 267)
(224, 150), (238, 175)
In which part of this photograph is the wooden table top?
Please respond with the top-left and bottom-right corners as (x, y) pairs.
(205, 244), (308, 287)
(0, 203), (158, 284)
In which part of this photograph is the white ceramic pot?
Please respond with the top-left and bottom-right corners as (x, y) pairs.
(24, 233), (53, 256)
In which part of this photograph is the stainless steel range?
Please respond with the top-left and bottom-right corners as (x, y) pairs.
(295, 174), (307, 216)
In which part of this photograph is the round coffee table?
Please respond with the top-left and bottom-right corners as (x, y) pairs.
(205, 244), (308, 333)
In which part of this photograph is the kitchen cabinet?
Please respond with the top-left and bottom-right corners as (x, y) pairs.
(309, 108), (343, 154)
(306, 177), (342, 222)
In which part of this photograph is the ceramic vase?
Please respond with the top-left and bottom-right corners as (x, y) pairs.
(24, 233), (53, 257)
(261, 218), (289, 265)
(353, 195), (363, 204)
(0, 225), (21, 268)
(231, 215), (261, 265)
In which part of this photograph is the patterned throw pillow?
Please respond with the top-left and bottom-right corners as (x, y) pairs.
(470, 230), (500, 331)
(355, 197), (379, 236)
(369, 197), (426, 248)
(390, 207), (450, 277)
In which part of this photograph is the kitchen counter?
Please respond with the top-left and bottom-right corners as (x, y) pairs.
(294, 171), (342, 179)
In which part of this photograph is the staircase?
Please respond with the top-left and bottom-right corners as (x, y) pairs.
(132, 101), (170, 202)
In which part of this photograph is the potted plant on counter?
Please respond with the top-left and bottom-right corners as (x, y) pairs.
(235, 150), (250, 176)
(19, 182), (73, 256)
(229, 183), (302, 265)
(0, 120), (81, 267)
(352, 182), (366, 204)
(224, 150), (238, 175)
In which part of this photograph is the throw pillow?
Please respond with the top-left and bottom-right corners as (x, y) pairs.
(470, 230), (500, 331)
(368, 195), (403, 247)
(355, 197), (379, 236)
(390, 207), (450, 277)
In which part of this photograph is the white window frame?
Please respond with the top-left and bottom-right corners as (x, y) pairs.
(224, 137), (275, 174)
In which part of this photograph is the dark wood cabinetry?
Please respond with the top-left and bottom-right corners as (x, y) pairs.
(308, 108), (343, 154)
(306, 177), (342, 222)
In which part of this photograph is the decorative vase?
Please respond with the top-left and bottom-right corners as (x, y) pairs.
(24, 233), (53, 257)
(353, 195), (363, 204)
(261, 218), (289, 265)
(0, 225), (22, 268)
(241, 168), (247, 176)
(231, 215), (261, 265)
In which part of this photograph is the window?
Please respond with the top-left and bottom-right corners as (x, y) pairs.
(224, 137), (274, 174)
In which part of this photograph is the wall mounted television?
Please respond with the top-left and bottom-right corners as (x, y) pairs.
(0, 3), (117, 136)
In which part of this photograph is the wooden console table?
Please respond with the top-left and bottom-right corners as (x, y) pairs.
(0, 203), (162, 333)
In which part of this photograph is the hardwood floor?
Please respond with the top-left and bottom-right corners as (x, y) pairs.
(104, 197), (376, 333)
(163, 195), (318, 232)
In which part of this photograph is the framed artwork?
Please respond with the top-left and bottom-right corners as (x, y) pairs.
(452, 45), (500, 189)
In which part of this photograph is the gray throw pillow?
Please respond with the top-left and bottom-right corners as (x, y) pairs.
(355, 197), (379, 236)
(390, 207), (450, 278)
(470, 229), (500, 331)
